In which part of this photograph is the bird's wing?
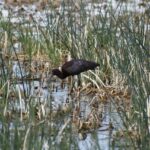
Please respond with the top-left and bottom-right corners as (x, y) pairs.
(62, 60), (82, 75)
(73, 59), (99, 73)
(62, 59), (98, 76)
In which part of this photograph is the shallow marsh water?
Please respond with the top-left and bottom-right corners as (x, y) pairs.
(0, 59), (122, 149)
(0, 79), (121, 150)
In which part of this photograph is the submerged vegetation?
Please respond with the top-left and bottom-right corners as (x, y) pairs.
(0, 0), (149, 149)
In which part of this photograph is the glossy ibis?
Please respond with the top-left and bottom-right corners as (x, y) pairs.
(51, 59), (99, 79)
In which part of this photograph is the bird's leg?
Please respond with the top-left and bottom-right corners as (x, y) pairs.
(69, 75), (80, 94)
(71, 75), (80, 94)
(77, 74), (81, 87)
(61, 79), (65, 89)
(74, 75), (78, 89)
(69, 76), (78, 94)
(75, 75), (81, 96)
(69, 76), (74, 94)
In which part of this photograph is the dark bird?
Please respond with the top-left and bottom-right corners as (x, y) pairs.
(51, 59), (99, 79)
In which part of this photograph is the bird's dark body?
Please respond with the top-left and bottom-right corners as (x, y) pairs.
(52, 59), (99, 79)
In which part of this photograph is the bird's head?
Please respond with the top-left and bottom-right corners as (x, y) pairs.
(51, 69), (65, 79)
(52, 69), (61, 76)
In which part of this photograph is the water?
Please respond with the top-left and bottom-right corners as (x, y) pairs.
(0, 0), (148, 149)
(0, 0), (149, 27)
(0, 67), (121, 149)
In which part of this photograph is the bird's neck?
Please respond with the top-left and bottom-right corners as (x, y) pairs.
(56, 70), (66, 79)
